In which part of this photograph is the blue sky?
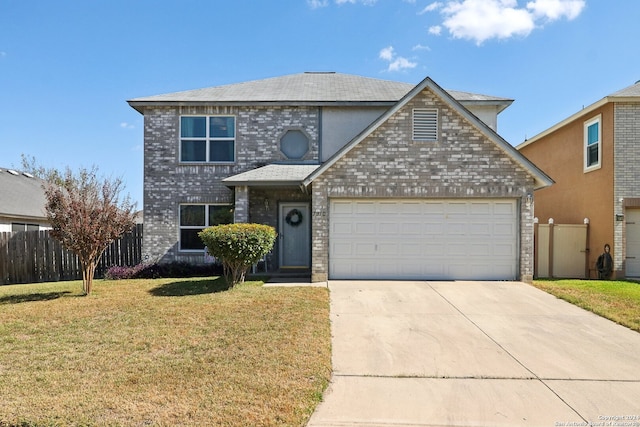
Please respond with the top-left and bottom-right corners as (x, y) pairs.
(1, 0), (639, 207)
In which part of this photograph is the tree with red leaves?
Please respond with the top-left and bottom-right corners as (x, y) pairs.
(44, 167), (136, 295)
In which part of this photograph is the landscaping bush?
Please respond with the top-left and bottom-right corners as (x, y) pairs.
(104, 261), (223, 280)
(199, 223), (276, 287)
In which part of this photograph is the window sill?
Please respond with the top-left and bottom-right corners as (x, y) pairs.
(584, 163), (602, 174)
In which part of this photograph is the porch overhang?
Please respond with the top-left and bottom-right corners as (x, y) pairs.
(222, 164), (320, 188)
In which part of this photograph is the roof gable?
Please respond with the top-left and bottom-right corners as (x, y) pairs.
(303, 76), (552, 190)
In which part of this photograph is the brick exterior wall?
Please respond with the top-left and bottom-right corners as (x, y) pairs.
(142, 105), (319, 264)
(311, 88), (536, 282)
(614, 102), (640, 274)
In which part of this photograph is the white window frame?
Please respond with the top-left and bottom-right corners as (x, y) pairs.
(584, 115), (602, 173)
(413, 108), (438, 141)
(179, 115), (236, 164)
(179, 204), (233, 252)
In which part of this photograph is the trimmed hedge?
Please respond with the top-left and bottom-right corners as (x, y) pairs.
(199, 223), (276, 287)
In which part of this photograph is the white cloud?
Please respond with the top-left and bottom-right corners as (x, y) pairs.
(442, 0), (535, 44)
(307, 0), (328, 8)
(419, 2), (443, 14)
(335, 0), (378, 4)
(378, 46), (417, 72)
(412, 43), (431, 51)
(120, 122), (135, 130)
(527, 0), (585, 20)
(388, 57), (418, 72)
(379, 46), (395, 61)
(424, 0), (585, 44)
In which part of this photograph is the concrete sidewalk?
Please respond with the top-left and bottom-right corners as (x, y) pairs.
(307, 280), (640, 426)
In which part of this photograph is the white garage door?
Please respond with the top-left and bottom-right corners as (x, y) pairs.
(626, 209), (640, 277)
(330, 199), (518, 280)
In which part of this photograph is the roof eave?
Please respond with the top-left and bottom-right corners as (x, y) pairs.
(222, 179), (306, 188)
(127, 100), (398, 113)
(459, 99), (514, 114)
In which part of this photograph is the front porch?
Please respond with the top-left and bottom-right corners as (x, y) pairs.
(223, 164), (319, 273)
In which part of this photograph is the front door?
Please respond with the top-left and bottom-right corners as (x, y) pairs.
(279, 202), (310, 268)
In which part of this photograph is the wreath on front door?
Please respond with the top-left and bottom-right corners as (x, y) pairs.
(285, 208), (303, 227)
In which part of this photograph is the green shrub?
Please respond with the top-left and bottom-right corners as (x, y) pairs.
(199, 223), (276, 287)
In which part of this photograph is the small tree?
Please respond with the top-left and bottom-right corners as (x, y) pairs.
(199, 223), (276, 287)
(44, 166), (136, 295)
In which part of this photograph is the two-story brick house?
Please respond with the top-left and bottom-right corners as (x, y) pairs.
(128, 72), (552, 282)
(518, 81), (640, 278)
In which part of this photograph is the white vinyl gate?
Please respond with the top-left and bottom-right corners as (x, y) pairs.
(329, 199), (518, 280)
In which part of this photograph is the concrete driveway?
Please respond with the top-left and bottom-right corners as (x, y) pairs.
(307, 280), (640, 426)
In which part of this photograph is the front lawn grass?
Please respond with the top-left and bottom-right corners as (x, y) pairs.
(0, 277), (331, 426)
(531, 279), (640, 333)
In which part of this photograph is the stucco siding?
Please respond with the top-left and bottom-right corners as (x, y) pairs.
(312, 88), (535, 281)
(519, 103), (615, 274)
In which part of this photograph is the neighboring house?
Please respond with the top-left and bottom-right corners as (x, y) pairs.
(518, 81), (640, 279)
(128, 72), (552, 282)
(0, 168), (49, 232)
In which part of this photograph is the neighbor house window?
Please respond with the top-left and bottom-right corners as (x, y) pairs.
(180, 116), (235, 163)
(11, 223), (39, 232)
(584, 115), (601, 171)
(413, 109), (438, 141)
(179, 204), (234, 251)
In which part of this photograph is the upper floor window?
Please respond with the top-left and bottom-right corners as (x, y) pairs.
(413, 109), (438, 141)
(279, 129), (310, 159)
(180, 116), (235, 163)
(179, 204), (234, 251)
(584, 115), (601, 172)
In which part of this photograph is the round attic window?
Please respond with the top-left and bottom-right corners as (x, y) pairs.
(280, 130), (309, 160)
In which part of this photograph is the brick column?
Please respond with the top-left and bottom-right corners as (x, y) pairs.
(234, 186), (249, 223)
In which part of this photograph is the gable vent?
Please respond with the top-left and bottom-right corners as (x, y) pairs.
(413, 108), (438, 141)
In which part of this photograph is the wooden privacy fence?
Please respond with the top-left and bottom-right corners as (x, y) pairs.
(0, 224), (142, 285)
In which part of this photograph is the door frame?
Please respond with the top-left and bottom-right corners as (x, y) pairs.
(278, 202), (311, 268)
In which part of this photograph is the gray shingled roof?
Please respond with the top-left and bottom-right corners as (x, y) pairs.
(222, 164), (320, 186)
(128, 72), (512, 110)
(0, 168), (48, 220)
(609, 80), (640, 98)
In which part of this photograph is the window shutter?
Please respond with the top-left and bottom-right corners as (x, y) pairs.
(413, 109), (438, 141)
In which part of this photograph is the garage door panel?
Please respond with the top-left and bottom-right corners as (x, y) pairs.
(379, 222), (399, 234)
(355, 222), (376, 234)
(494, 243), (516, 256)
(332, 222), (352, 234)
(377, 243), (399, 255)
(494, 202), (516, 215)
(332, 200), (355, 214)
(494, 222), (515, 236)
(330, 199), (517, 280)
(469, 202), (491, 214)
(355, 202), (376, 214)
